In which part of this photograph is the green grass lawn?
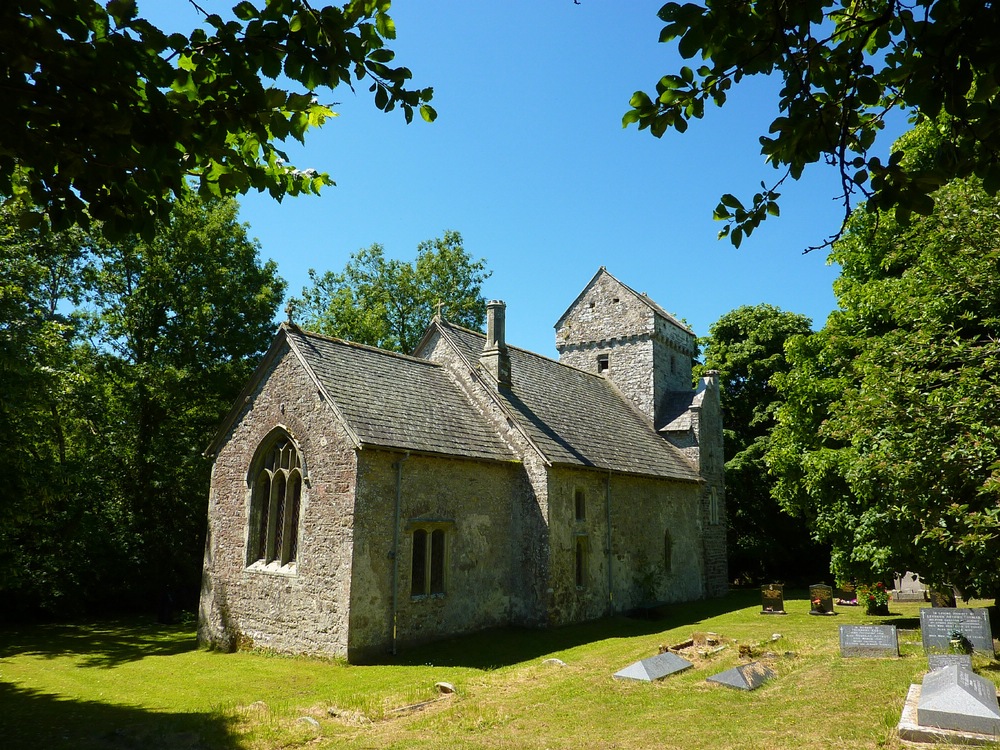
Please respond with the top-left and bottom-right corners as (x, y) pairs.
(1, 590), (997, 749)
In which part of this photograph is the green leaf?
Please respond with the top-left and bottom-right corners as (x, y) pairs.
(720, 193), (744, 210)
(419, 104), (437, 123)
(233, 1), (257, 21)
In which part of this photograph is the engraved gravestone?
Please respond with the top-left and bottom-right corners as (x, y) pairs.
(761, 584), (785, 615)
(840, 625), (899, 658)
(928, 654), (973, 672)
(613, 652), (693, 682)
(917, 664), (1000, 735)
(920, 608), (994, 654)
(809, 583), (835, 615)
(707, 662), (775, 691)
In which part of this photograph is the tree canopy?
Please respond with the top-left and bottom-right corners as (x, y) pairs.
(293, 230), (491, 353)
(625, 0), (1000, 248)
(697, 304), (827, 583)
(1, 0), (434, 238)
(767, 169), (1000, 596)
(0, 196), (284, 616)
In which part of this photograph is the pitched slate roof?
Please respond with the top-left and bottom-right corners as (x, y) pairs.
(285, 326), (514, 463)
(435, 322), (700, 481)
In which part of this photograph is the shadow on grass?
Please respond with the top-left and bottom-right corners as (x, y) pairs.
(386, 588), (761, 669)
(0, 681), (242, 750)
(0, 618), (197, 668)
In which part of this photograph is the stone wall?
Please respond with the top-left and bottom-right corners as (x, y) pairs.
(545, 466), (705, 625)
(416, 326), (552, 627)
(693, 374), (728, 597)
(346, 450), (524, 660)
(198, 342), (360, 657)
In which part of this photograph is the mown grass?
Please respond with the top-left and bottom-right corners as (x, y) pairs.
(1, 590), (997, 749)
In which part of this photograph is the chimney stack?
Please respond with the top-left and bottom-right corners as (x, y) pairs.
(481, 300), (511, 388)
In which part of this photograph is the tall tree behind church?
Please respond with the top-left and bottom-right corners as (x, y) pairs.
(85, 197), (285, 611)
(0, 197), (284, 616)
(293, 230), (490, 353)
(697, 305), (829, 584)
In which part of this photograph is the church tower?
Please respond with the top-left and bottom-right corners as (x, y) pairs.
(554, 267), (697, 426)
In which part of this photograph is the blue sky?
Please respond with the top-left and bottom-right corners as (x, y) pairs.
(159, 1), (908, 358)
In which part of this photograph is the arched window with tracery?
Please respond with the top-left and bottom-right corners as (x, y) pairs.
(247, 432), (303, 568)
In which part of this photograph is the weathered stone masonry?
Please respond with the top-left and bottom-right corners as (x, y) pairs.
(199, 267), (726, 660)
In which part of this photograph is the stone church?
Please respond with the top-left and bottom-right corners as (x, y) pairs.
(198, 268), (725, 661)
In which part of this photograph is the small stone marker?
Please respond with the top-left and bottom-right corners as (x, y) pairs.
(613, 652), (693, 682)
(809, 583), (835, 615)
(707, 661), (775, 691)
(761, 583), (785, 614)
(928, 654), (973, 672)
(920, 608), (994, 654)
(839, 625), (899, 658)
(917, 664), (1000, 735)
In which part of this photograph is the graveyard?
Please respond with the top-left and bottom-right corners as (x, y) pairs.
(2, 588), (999, 749)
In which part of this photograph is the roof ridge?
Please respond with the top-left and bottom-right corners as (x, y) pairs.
(284, 322), (444, 367)
(438, 318), (631, 383)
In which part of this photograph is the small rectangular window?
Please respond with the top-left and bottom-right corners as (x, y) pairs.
(574, 489), (586, 521)
(575, 536), (588, 588)
(409, 522), (450, 597)
(596, 354), (609, 373)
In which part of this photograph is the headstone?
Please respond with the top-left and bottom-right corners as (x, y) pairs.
(707, 661), (775, 691)
(930, 589), (957, 608)
(809, 583), (835, 615)
(836, 581), (858, 605)
(928, 654), (973, 672)
(839, 625), (899, 658)
(917, 664), (1000, 735)
(613, 652), (693, 682)
(920, 608), (994, 654)
(761, 584), (785, 614)
(894, 571), (929, 603)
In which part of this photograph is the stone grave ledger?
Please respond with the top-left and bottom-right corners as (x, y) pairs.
(840, 625), (899, 658)
(761, 584), (785, 614)
(706, 662), (775, 691)
(920, 608), (994, 654)
(613, 652), (693, 682)
(928, 654), (973, 672)
(917, 664), (1000, 735)
(809, 583), (835, 615)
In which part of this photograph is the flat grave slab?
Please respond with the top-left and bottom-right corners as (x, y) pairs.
(840, 624), (899, 658)
(613, 652), (693, 682)
(917, 664), (1000, 736)
(928, 654), (973, 672)
(920, 608), (994, 654)
(898, 684), (1000, 747)
(706, 661), (774, 691)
